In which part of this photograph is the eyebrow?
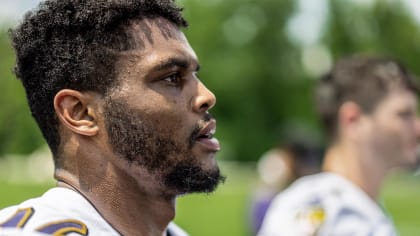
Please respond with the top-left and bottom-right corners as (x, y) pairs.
(151, 57), (200, 73)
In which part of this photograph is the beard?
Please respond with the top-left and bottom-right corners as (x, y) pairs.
(103, 98), (224, 194)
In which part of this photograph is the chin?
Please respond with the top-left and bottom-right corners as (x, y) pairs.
(396, 153), (419, 170)
(164, 160), (225, 195)
(200, 154), (219, 170)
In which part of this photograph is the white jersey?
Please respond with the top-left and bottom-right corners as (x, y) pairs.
(258, 172), (397, 236)
(0, 187), (188, 236)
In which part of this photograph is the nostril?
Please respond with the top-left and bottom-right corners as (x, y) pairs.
(200, 103), (210, 111)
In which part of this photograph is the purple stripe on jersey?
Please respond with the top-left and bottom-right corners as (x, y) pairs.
(37, 221), (87, 235)
(0, 208), (34, 228)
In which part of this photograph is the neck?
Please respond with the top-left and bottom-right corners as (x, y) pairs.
(322, 141), (388, 201)
(55, 149), (176, 236)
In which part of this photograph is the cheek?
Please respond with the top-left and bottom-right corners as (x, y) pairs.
(370, 121), (401, 150)
(378, 120), (415, 151)
(127, 93), (194, 140)
(150, 97), (190, 123)
(389, 119), (417, 142)
(149, 109), (192, 137)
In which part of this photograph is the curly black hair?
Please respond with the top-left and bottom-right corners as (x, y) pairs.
(10, 0), (188, 157)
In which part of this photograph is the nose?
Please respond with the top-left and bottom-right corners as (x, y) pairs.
(192, 80), (216, 113)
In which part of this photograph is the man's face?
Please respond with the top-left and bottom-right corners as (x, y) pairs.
(364, 88), (420, 168)
(102, 18), (223, 195)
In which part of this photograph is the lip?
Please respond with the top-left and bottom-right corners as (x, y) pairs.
(194, 119), (221, 152)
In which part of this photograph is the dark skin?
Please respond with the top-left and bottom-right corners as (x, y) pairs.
(52, 18), (219, 236)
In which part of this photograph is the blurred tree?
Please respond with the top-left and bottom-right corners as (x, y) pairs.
(325, 0), (420, 73)
(181, 0), (318, 162)
(0, 30), (45, 156)
(181, 0), (420, 162)
(0, 0), (420, 161)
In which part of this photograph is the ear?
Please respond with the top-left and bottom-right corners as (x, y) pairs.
(338, 101), (362, 135)
(54, 89), (99, 136)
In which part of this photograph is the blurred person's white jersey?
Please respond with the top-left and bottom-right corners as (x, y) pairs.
(258, 172), (397, 236)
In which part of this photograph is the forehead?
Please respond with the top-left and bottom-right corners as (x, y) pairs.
(110, 17), (198, 90)
(116, 18), (197, 71)
(374, 88), (418, 113)
(129, 17), (187, 47)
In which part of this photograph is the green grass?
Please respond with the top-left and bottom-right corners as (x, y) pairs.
(174, 188), (252, 236)
(382, 173), (420, 235)
(174, 164), (255, 236)
(0, 181), (53, 209)
(0, 167), (419, 235)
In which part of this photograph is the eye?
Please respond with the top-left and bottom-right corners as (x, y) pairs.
(162, 73), (183, 86)
(398, 110), (415, 119)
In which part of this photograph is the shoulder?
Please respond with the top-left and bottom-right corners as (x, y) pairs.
(258, 173), (332, 236)
(167, 222), (189, 236)
(0, 188), (119, 235)
(269, 172), (337, 209)
(259, 173), (397, 236)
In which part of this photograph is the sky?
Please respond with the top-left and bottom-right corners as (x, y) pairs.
(0, 0), (42, 25)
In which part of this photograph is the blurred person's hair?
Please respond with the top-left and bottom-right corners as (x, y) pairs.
(10, 0), (187, 158)
(276, 123), (324, 178)
(315, 56), (419, 140)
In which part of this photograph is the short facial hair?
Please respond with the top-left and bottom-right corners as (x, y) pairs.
(103, 98), (224, 194)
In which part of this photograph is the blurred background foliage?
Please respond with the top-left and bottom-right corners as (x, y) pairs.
(0, 0), (420, 162)
(1, 0), (420, 235)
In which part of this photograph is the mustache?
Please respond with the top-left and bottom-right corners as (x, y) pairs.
(189, 113), (215, 147)
(203, 113), (214, 122)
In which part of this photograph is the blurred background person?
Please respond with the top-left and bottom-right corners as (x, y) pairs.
(258, 56), (420, 236)
(250, 125), (324, 234)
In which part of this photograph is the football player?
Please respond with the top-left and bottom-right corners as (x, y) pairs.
(0, 0), (225, 235)
(259, 56), (420, 236)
